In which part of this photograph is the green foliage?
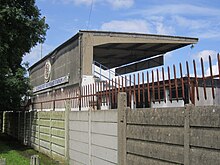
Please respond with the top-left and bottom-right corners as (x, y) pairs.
(0, 0), (48, 111)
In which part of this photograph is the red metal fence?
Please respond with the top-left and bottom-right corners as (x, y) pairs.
(32, 54), (220, 110)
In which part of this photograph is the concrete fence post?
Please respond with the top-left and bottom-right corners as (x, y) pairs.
(118, 92), (127, 165)
(38, 112), (40, 151)
(49, 110), (52, 157)
(184, 104), (193, 165)
(65, 99), (70, 164)
(28, 111), (32, 146)
(23, 112), (26, 145)
(2, 112), (5, 133)
(18, 112), (20, 140)
(88, 108), (92, 165)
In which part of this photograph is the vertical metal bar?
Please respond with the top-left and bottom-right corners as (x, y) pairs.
(142, 72), (145, 106)
(129, 75), (132, 107)
(100, 81), (103, 108)
(138, 73), (141, 105)
(82, 86), (85, 108)
(125, 76), (127, 93)
(122, 77), (124, 92)
(112, 79), (114, 107)
(115, 78), (117, 107)
(87, 85), (89, 107)
(133, 74), (136, 107)
(73, 89), (75, 108)
(105, 81), (108, 106)
(186, 61), (193, 104)
(90, 84), (92, 107)
(162, 67), (166, 103)
(103, 81), (105, 106)
(173, 65), (178, 101)
(53, 100), (55, 111)
(84, 85), (86, 107)
(108, 79), (111, 107)
(147, 71), (150, 104)
(97, 82), (99, 109)
(124, 76), (128, 106)
(81, 86), (83, 108)
(152, 70), (155, 103)
(209, 56), (215, 99)
(218, 53), (220, 80)
(157, 69), (160, 103)
(92, 83), (95, 109)
(168, 66), (172, 102)
(180, 63), (185, 100)
(118, 76), (120, 93)
(193, 60), (199, 100)
(85, 85), (87, 107)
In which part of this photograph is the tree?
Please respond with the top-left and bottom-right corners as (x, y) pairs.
(0, 0), (49, 111)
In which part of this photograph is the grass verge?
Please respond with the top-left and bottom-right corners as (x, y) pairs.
(0, 133), (60, 165)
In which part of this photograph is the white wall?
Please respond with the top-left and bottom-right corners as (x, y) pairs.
(195, 87), (220, 106)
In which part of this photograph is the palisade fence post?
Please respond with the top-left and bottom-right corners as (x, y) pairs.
(184, 104), (192, 165)
(118, 92), (127, 165)
(65, 99), (70, 164)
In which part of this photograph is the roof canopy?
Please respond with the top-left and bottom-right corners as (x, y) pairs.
(29, 30), (198, 75)
(87, 31), (198, 74)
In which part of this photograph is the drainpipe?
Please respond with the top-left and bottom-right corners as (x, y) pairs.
(79, 33), (83, 111)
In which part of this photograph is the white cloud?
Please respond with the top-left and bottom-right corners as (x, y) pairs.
(128, 4), (220, 39)
(72, 0), (93, 5)
(100, 20), (151, 33)
(106, 0), (134, 9)
(193, 50), (217, 62)
(131, 4), (220, 17)
(205, 63), (219, 76)
(100, 18), (175, 35)
(56, 0), (134, 9)
(154, 21), (174, 35)
(23, 44), (54, 67)
(173, 16), (209, 30)
(58, 0), (93, 6)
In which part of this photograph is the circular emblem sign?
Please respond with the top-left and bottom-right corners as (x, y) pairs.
(44, 60), (51, 82)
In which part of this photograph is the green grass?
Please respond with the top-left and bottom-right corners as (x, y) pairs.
(0, 133), (61, 165)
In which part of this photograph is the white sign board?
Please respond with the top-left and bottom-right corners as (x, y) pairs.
(33, 75), (69, 92)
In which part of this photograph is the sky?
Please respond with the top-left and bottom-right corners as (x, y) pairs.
(23, 0), (220, 76)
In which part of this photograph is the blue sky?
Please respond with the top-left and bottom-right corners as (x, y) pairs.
(23, 0), (220, 75)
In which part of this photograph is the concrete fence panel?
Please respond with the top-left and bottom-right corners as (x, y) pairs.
(118, 92), (220, 165)
(69, 109), (118, 165)
(3, 110), (67, 163)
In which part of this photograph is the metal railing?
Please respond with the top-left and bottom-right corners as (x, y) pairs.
(31, 54), (220, 110)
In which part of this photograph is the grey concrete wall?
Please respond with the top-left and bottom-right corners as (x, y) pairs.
(30, 111), (66, 162)
(3, 111), (67, 163)
(118, 98), (220, 165)
(69, 109), (118, 165)
(29, 39), (80, 88)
